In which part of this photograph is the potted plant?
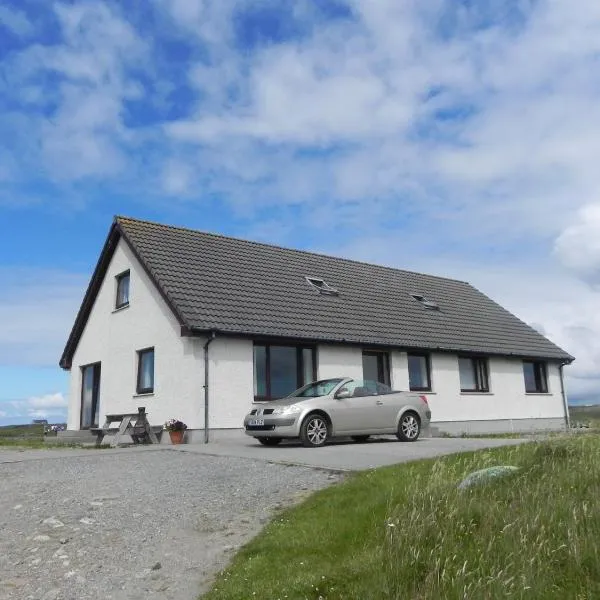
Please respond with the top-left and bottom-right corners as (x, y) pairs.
(164, 418), (187, 444)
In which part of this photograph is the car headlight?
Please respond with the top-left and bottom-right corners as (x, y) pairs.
(272, 405), (302, 416)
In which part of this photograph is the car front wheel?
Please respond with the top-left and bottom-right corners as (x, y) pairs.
(300, 414), (330, 448)
(396, 412), (421, 442)
(257, 437), (282, 446)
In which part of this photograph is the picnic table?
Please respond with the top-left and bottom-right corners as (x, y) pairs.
(90, 407), (161, 447)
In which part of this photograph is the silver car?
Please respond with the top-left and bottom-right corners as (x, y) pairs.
(244, 378), (431, 448)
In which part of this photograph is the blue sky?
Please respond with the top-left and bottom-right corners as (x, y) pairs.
(2, 0), (600, 424)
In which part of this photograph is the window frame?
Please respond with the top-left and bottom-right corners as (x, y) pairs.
(136, 347), (155, 395)
(458, 356), (490, 393)
(361, 350), (391, 387)
(523, 360), (548, 393)
(407, 352), (432, 392)
(115, 270), (130, 309)
(253, 343), (317, 401)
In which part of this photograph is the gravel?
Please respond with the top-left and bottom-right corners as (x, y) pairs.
(0, 448), (341, 600)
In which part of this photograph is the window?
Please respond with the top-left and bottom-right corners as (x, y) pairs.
(253, 344), (316, 400)
(411, 293), (439, 310)
(305, 276), (339, 296)
(115, 270), (130, 309)
(408, 353), (431, 391)
(362, 351), (390, 386)
(459, 356), (489, 392)
(137, 348), (154, 394)
(523, 361), (548, 393)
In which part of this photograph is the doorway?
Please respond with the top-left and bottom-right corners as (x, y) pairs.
(80, 362), (101, 429)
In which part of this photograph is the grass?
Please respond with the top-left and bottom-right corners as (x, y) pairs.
(570, 405), (600, 429)
(0, 424), (49, 447)
(0, 424), (104, 449)
(203, 435), (600, 600)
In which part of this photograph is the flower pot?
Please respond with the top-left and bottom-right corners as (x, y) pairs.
(169, 430), (185, 444)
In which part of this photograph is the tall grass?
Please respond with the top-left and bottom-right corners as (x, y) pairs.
(204, 436), (600, 600)
(383, 439), (600, 598)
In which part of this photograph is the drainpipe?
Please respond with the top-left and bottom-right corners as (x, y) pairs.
(203, 332), (216, 444)
(559, 362), (570, 431)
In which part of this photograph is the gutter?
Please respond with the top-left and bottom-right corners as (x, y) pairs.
(559, 362), (570, 431)
(203, 332), (216, 444)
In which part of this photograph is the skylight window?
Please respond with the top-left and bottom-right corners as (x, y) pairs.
(411, 293), (439, 310)
(305, 276), (339, 296)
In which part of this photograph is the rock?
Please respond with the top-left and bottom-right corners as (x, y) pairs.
(59, 538), (69, 544)
(33, 535), (51, 542)
(79, 517), (94, 525)
(42, 517), (65, 529)
(13, 504), (23, 510)
(151, 561), (162, 571)
(89, 501), (103, 507)
(458, 465), (520, 490)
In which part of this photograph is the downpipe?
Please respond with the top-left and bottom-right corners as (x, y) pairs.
(559, 362), (570, 431)
(203, 332), (216, 444)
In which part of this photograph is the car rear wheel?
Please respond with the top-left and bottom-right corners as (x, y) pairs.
(351, 435), (370, 443)
(396, 412), (421, 442)
(257, 437), (282, 446)
(300, 414), (329, 448)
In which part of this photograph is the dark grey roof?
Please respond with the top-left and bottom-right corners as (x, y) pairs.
(59, 216), (574, 368)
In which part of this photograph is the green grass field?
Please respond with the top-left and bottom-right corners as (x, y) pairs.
(0, 424), (48, 447)
(204, 435), (600, 600)
(570, 405), (600, 428)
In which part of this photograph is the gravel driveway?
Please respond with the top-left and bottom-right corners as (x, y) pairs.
(0, 448), (340, 600)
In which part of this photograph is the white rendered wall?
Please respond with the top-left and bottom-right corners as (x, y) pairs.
(390, 351), (410, 390)
(208, 337), (254, 429)
(67, 239), (205, 430)
(317, 345), (363, 380)
(426, 353), (565, 423)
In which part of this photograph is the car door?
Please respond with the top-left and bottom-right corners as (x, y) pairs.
(371, 387), (406, 433)
(328, 380), (381, 434)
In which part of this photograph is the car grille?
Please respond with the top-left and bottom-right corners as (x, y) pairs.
(246, 424), (276, 431)
(263, 409), (274, 415)
(249, 409), (257, 415)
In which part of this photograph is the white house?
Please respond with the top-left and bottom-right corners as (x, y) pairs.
(59, 216), (574, 442)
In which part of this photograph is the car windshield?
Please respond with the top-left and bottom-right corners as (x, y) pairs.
(337, 379), (394, 396)
(290, 379), (345, 398)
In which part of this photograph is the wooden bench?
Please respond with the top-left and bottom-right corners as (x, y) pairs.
(91, 407), (161, 447)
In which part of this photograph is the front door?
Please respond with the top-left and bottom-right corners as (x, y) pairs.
(80, 363), (101, 429)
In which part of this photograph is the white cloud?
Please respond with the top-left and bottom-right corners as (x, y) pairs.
(554, 204), (600, 284)
(4, 393), (68, 422)
(0, 268), (87, 367)
(28, 393), (68, 410)
(2, 2), (147, 183)
(147, 0), (600, 259)
(0, 5), (34, 37)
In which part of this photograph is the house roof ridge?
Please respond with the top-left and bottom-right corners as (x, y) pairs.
(114, 215), (470, 286)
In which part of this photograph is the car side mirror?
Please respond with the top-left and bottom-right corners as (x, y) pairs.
(335, 389), (351, 399)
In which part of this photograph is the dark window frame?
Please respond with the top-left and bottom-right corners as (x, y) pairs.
(80, 362), (101, 430)
(136, 347), (155, 394)
(458, 356), (490, 392)
(253, 343), (317, 401)
(523, 361), (548, 393)
(407, 353), (432, 391)
(115, 270), (130, 309)
(361, 350), (391, 387)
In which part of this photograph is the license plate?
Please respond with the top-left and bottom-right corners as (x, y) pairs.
(249, 419), (264, 426)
